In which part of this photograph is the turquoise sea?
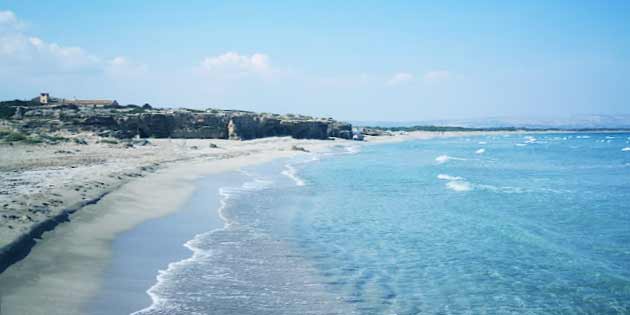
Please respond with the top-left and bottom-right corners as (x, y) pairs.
(133, 133), (630, 315)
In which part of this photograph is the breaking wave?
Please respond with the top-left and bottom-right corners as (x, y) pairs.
(437, 174), (464, 181)
(435, 155), (467, 164)
(446, 181), (472, 192)
(131, 176), (274, 315)
(282, 164), (306, 186)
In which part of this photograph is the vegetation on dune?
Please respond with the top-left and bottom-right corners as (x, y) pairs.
(0, 100), (40, 119)
(0, 131), (43, 144)
(99, 138), (119, 145)
(40, 134), (70, 143)
(3, 131), (28, 142)
(127, 108), (147, 114)
(0, 105), (16, 120)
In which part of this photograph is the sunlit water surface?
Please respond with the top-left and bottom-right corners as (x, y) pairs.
(135, 133), (630, 315)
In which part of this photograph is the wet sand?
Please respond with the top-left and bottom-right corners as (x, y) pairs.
(0, 139), (344, 315)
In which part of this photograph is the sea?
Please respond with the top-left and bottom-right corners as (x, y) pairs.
(129, 133), (630, 315)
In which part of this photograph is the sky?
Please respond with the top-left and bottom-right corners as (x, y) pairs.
(1, 0), (629, 121)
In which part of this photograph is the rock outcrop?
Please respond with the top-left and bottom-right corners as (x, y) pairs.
(0, 101), (352, 140)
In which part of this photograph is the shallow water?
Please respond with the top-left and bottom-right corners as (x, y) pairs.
(135, 133), (630, 314)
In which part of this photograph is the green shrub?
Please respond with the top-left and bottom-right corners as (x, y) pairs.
(100, 138), (119, 145)
(41, 134), (70, 142)
(1, 131), (43, 144)
(128, 108), (146, 114)
(0, 106), (16, 120)
(3, 131), (27, 142)
(23, 136), (43, 144)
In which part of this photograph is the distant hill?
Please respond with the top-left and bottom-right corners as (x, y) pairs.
(353, 114), (630, 130)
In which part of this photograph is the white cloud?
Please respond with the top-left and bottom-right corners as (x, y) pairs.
(423, 70), (451, 83)
(0, 10), (20, 29)
(105, 56), (147, 77)
(0, 10), (138, 75)
(201, 52), (273, 78)
(387, 72), (413, 86)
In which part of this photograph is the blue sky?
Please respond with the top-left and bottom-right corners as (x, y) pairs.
(1, 0), (629, 121)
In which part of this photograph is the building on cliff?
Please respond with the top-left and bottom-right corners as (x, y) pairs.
(32, 93), (119, 107)
(39, 93), (49, 104)
(61, 99), (118, 107)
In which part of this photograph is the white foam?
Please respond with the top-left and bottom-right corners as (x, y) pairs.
(437, 173), (472, 192)
(576, 135), (590, 139)
(344, 145), (361, 155)
(435, 155), (466, 164)
(515, 143), (527, 147)
(282, 164), (306, 186)
(446, 181), (472, 192)
(622, 147), (630, 152)
(475, 148), (486, 155)
(524, 136), (537, 144)
(131, 174), (274, 315)
(437, 174), (463, 181)
(478, 141), (487, 145)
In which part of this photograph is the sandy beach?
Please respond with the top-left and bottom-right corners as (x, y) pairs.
(0, 130), (574, 314)
(2, 3), (628, 312)
(0, 132), (362, 313)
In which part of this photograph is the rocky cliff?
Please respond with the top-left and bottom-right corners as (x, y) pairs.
(1, 101), (352, 140)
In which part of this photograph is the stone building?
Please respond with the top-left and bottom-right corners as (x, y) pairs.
(39, 93), (49, 104)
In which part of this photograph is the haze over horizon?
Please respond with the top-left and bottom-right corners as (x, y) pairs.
(1, 1), (629, 122)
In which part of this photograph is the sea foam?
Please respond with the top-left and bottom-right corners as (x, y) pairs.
(524, 136), (537, 143)
(475, 148), (486, 154)
(131, 174), (274, 315)
(435, 155), (466, 164)
(446, 181), (472, 192)
(622, 147), (630, 152)
(437, 174), (472, 192)
(282, 164), (306, 186)
(437, 174), (463, 181)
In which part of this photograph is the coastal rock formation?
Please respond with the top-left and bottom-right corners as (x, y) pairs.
(0, 100), (352, 140)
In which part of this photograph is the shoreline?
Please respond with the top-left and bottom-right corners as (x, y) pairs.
(89, 169), (245, 315)
(0, 129), (619, 273)
(0, 136), (351, 314)
(0, 130), (623, 314)
(0, 136), (345, 272)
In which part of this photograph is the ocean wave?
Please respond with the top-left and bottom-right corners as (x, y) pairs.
(437, 174), (570, 194)
(437, 174), (472, 192)
(515, 143), (527, 147)
(476, 184), (570, 194)
(475, 148), (486, 154)
(478, 141), (488, 145)
(446, 181), (472, 192)
(524, 136), (537, 143)
(132, 174), (274, 315)
(344, 145), (361, 155)
(437, 174), (464, 181)
(282, 164), (306, 186)
(281, 153), (325, 186)
(622, 147), (630, 152)
(435, 155), (467, 164)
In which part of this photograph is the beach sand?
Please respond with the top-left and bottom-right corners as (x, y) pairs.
(0, 130), (531, 314)
(0, 135), (351, 314)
